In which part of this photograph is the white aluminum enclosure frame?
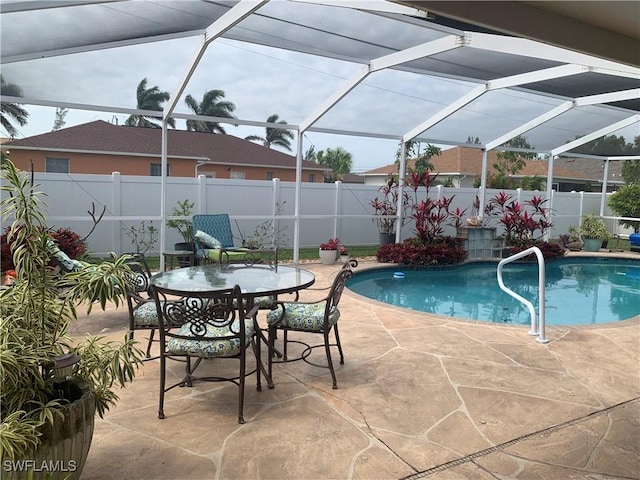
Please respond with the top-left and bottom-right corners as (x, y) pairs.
(2, 0), (639, 266)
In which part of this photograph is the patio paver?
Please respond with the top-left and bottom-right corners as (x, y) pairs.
(71, 256), (640, 480)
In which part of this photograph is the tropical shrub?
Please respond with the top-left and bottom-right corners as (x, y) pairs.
(376, 237), (467, 266)
(608, 184), (640, 233)
(506, 240), (566, 261)
(484, 192), (553, 247)
(1, 226), (87, 272)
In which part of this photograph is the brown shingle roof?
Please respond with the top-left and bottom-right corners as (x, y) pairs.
(5, 120), (325, 171)
(363, 146), (591, 180)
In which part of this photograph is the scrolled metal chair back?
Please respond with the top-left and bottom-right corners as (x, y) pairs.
(326, 266), (353, 317)
(151, 285), (246, 341)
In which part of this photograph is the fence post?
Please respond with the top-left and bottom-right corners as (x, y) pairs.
(197, 174), (207, 214)
(272, 178), (280, 245)
(112, 172), (122, 254)
(334, 180), (342, 238)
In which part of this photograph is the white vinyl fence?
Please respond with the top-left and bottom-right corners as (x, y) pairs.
(0, 172), (629, 257)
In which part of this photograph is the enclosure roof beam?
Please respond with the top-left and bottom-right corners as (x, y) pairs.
(550, 115), (640, 157)
(299, 35), (463, 133)
(485, 101), (574, 151)
(467, 31), (638, 74)
(163, 0), (267, 121)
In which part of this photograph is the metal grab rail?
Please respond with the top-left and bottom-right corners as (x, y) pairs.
(497, 246), (548, 344)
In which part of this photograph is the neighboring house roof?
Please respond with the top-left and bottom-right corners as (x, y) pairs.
(554, 157), (625, 183)
(341, 173), (365, 184)
(4, 120), (326, 171)
(362, 147), (593, 181)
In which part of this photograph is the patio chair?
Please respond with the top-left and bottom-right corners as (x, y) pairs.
(124, 254), (159, 359)
(150, 284), (262, 423)
(192, 214), (247, 264)
(266, 264), (354, 389)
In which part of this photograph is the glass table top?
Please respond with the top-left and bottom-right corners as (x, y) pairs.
(150, 264), (315, 296)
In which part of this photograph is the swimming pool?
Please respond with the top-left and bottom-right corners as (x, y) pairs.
(346, 257), (640, 326)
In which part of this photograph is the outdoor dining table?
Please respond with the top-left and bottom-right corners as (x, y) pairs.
(149, 263), (316, 387)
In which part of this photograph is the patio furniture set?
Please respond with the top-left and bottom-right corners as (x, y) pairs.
(126, 214), (354, 423)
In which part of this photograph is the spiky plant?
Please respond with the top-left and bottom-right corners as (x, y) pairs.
(0, 160), (144, 460)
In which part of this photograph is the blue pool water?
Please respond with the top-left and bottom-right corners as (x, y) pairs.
(346, 258), (640, 325)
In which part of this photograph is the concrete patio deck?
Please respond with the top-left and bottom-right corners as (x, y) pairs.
(71, 256), (640, 480)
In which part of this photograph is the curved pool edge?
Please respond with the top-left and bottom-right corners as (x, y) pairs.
(345, 253), (640, 328)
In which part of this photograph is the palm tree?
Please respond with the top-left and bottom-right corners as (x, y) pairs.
(125, 78), (175, 128)
(245, 114), (295, 151)
(315, 147), (353, 182)
(184, 90), (237, 134)
(1, 75), (29, 139)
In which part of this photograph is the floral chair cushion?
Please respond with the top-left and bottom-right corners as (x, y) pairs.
(254, 295), (276, 309)
(233, 295), (276, 311)
(266, 303), (340, 331)
(167, 320), (255, 358)
(133, 301), (159, 327)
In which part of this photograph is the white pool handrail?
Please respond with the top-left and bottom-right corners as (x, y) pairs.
(497, 246), (548, 344)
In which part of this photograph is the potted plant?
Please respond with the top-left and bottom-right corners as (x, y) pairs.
(578, 214), (611, 252)
(167, 198), (195, 251)
(1, 161), (143, 479)
(339, 245), (349, 264)
(370, 176), (408, 245)
(319, 237), (340, 264)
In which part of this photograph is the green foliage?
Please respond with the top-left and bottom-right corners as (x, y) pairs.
(395, 140), (441, 174)
(245, 114), (294, 151)
(1, 74), (29, 139)
(571, 134), (639, 156)
(608, 184), (640, 233)
(125, 78), (175, 129)
(166, 199), (195, 243)
(0, 160), (143, 460)
(123, 220), (158, 254)
(621, 159), (640, 185)
(315, 147), (353, 182)
(488, 135), (536, 189)
(185, 89), (237, 134)
(578, 214), (611, 240)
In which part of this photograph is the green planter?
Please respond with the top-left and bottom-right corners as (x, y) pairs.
(583, 238), (603, 252)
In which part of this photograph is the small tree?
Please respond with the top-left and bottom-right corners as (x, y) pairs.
(166, 199), (195, 244)
(608, 184), (640, 233)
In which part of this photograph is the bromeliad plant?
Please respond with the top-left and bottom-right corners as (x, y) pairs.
(0, 160), (144, 461)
